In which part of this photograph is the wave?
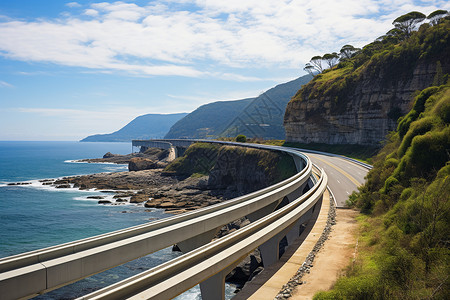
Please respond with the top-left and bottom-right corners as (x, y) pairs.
(65, 160), (128, 166)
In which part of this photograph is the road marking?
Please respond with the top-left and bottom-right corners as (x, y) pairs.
(311, 155), (362, 187)
(337, 179), (341, 184)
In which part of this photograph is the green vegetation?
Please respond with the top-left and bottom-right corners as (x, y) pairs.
(217, 74), (312, 140)
(164, 143), (221, 176)
(164, 142), (296, 184)
(295, 16), (450, 111)
(164, 98), (254, 139)
(283, 142), (378, 163)
(165, 74), (312, 140)
(235, 134), (247, 143)
(315, 83), (450, 299)
(308, 11), (450, 299)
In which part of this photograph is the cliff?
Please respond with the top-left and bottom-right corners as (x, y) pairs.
(316, 83), (450, 299)
(164, 143), (297, 198)
(81, 113), (187, 142)
(284, 20), (450, 146)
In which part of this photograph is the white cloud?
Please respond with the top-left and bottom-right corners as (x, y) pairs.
(1, 0), (449, 79)
(66, 2), (81, 8)
(0, 80), (14, 88)
(83, 9), (99, 17)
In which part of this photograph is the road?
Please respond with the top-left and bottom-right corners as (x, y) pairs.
(303, 152), (369, 207)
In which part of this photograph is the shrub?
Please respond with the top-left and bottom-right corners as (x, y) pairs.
(235, 134), (247, 143)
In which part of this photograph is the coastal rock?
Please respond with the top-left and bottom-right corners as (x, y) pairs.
(128, 158), (157, 171)
(56, 184), (71, 188)
(130, 194), (149, 203)
(103, 152), (118, 158)
(87, 196), (104, 199)
(98, 200), (112, 204)
(225, 249), (263, 286)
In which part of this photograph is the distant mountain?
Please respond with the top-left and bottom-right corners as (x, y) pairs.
(164, 98), (254, 139)
(165, 74), (312, 140)
(221, 74), (312, 139)
(80, 113), (188, 142)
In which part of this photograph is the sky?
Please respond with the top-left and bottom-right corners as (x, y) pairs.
(0, 0), (448, 141)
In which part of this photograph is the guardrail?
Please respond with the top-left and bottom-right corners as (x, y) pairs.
(79, 169), (328, 300)
(0, 140), (314, 300)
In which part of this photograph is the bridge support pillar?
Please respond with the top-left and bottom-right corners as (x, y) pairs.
(177, 228), (219, 253)
(285, 209), (313, 245)
(259, 235), (280, 267)
(199, 270), (226, 300)
(199, 263), (236, 300)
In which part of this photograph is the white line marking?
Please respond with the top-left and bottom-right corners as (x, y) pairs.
(336, 179), (341, 184)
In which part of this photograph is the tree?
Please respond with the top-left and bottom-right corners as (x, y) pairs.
(303, 56), (324, 76)
(303, 63), (316, 76)
(310, 55), (323, 73)
(339, 45), (360, 60)
(427, 9), (448, 25)
(322, 52), (339, 68)
(393, 11), (426, 37)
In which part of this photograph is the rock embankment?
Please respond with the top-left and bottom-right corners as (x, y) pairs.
(77, 147), (170, 171)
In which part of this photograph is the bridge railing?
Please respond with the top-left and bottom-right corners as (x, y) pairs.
(0, 140), (312, 300)
(79, 169), (328, 300)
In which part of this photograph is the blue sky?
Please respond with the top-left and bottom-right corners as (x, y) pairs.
(0, 0), (448, 141)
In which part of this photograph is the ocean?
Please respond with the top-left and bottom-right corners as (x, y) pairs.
(0, 141), (234, 299)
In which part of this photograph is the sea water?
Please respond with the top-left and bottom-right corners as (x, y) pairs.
(0, 141), (234, 299)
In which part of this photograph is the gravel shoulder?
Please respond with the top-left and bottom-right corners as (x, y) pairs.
(290, 208), (359, 299)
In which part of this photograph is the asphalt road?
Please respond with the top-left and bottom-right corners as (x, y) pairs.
(303, 152), (370, 207)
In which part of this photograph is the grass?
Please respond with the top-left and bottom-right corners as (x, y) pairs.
(282, 142), (379, 163)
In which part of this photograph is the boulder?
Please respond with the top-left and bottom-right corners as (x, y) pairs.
(128, 158), (157, 171)
(98, 200), (112, 204)
(225, 249), (263, 285)
(56, 184), (71, 188)
(130, 194), (149, 203)
(103, 152), (118, 158)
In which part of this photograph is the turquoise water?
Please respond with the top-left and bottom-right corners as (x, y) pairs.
(0, 141), (234, 299)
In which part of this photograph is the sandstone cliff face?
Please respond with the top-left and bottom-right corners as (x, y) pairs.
(284, 22), (449, 146)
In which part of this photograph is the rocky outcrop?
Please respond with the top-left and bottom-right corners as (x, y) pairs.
(284, 22), (449, 146)
(128, 157), (157, 171)
(165, 143), (297, 199)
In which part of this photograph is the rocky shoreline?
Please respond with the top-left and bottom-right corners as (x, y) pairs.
(6, 147), (292, 293)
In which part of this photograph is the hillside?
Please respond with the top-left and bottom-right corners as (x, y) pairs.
(165, 74), (312, 140)
(164, 99), (254, 139)
(221, 74), (312, 139)
(315, 82), (449, 299)
(284, 19), (449, 146)
(80, 113), (187, 142)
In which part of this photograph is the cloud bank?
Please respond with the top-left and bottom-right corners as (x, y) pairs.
(0, 0), (448, 79)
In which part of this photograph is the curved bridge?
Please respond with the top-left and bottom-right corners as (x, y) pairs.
(0, 139), (369, 299)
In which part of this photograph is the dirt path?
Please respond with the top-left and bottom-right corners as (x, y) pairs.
(291, 208), (359, 299)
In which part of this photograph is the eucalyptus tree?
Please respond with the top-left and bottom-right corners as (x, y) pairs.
(392, 11), (426, 37)
(339, 45), (360, 60)
(427, 9), (448, 25)
(322, 52), (339, 68)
